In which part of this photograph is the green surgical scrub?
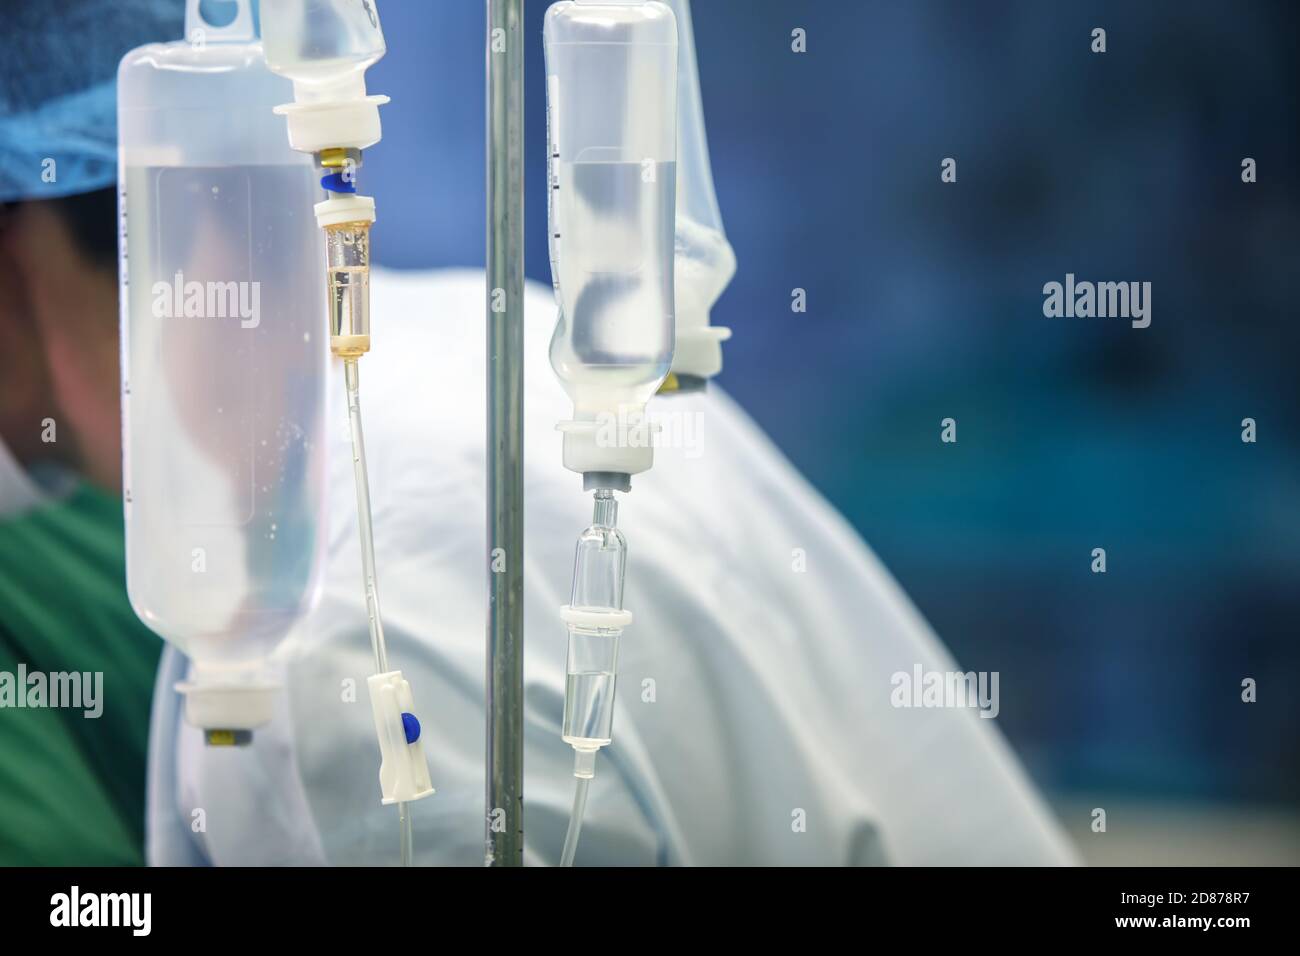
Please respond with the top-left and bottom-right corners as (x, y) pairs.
(0, 482), (161, 865)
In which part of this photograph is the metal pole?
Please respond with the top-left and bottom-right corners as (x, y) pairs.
(485, 0), (526, 866)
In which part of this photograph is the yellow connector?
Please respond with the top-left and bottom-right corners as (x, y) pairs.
(319, 147), (351, 169)
(657, 372), (681, 394)
(205, 729), (250, 747)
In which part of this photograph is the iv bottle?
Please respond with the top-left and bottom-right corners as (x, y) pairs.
(118, 0), (327, 734)
(262, 0), (389, 155)
(262, 0), (386, 103)
(662, 0), (735, 387)
(544, 0), (679, 420)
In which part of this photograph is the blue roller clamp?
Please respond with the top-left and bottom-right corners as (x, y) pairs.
(321, 170), (357, 194)
(401, 712), (420, 745)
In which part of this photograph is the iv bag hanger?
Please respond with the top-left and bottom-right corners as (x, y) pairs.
(184, 0), (255, 44)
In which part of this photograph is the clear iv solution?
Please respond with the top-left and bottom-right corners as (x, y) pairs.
(550, 159), (676, 412)
(544, 1), (679, 418)
(564, 667), (617, 747)
(118, 25), (327, 692)
(120, 165), (325, 661)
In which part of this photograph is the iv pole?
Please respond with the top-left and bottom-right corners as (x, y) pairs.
(485, 0), (526, 866)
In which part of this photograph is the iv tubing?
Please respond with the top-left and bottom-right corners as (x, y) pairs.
(344, 356), (412, 865)
(560, 773), (591, 868)
(345, 358), (388, 673)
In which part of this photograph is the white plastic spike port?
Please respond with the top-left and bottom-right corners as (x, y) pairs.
(367, 671), (435, 805)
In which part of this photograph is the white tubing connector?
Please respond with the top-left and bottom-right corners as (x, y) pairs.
(572, 746), (598, 780)
(315, 193), (376, 230)
(367, 671), (435, 805)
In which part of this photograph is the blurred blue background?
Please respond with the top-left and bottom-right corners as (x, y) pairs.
(350, 0), (1300, 851)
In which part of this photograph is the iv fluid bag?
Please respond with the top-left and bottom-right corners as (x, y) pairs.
(118, 5), (327, 673)
(262, 0), (386, 100)
(544, 0), (678, 417)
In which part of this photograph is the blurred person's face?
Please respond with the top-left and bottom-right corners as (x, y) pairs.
(0, 200), (121, 492)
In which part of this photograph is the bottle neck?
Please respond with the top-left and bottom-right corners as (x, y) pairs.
(592, 489), (618, 528)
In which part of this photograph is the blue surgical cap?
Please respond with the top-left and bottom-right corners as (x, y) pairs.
(0, 0), (185, 202)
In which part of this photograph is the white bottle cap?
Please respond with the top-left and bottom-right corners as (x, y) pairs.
(175, 663), (280, 733)
(557, 407), (660, 478)
(273, 94), (390, 154)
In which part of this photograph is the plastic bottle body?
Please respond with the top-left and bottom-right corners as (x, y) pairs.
(261, 0), (386, 102)
(673, 216), (735, 375)
(118, 38), (327, 678)
(544, 1), (679, 419)
(663, 0), (735, 382)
